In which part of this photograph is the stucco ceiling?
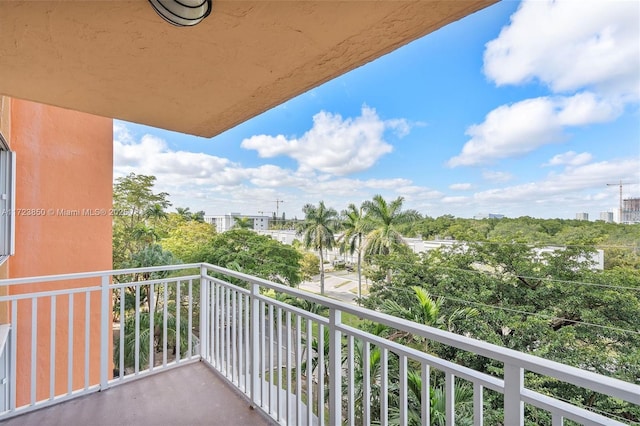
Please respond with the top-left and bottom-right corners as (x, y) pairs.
(0, 1), (496, 137)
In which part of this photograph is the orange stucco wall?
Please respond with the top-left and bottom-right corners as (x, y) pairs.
(8, 99), (113, 405)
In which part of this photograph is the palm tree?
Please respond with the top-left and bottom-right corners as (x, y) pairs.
(362, 195), (421, 283)
(145, 202), (168, 230)
(338, 203), (367, 302)
(380, 286), (478, 351)
(297, 201), (338, 295)
(233, 216), (254, 229)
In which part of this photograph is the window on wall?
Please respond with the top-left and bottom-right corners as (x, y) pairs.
(0, 132), (15, 261)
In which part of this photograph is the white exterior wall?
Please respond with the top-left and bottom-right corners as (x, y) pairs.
(204, 213), (270, 232)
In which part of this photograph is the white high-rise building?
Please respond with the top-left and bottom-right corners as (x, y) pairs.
(575, 212), (589, 221)
(599, 211), (614, 223)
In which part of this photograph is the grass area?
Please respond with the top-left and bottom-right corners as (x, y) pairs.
(334, 280), (352, 289)
(348, 285), (370, 296)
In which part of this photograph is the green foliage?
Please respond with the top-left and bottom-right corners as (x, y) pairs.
(160, 218), (216, 263)
(363, 238), (640, 423)
(299, 251), (320, 280)
(201, 229), (303, 287)
(113, 173), (171, 269)
(233, 216), (254, 229)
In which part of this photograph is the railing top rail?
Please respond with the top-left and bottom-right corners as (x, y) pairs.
(0, 263), (202, 286)
(201, 262), (640, 405)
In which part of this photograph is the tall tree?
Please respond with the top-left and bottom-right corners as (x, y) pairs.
(339, 203), (367, 302)
(362, 195), (421, 283)
(113, 173), (171, 268)
(297, 201), (338, 295)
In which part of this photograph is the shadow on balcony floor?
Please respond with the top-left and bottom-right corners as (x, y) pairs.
(3, 362), (274, 426)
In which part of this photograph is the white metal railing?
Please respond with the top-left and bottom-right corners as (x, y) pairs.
(0, 263), (637, 425)
(199, 263), (640, 426)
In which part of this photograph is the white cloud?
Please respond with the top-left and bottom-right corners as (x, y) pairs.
(448, 1), (639, 168)
(482, 170), (513, 183)
(484, 0), (639, 101)
(447, 93), (619, 167)
(544, 151), (593, 167)
(473, 158), (639, 203)
(449, 183), (472, 191)
(241, 106), (407, 175)
(114, 123), (435, 217)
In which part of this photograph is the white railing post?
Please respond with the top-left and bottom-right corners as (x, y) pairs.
(199, 265), (208, 361)
(99, 274), (110, 390)
(329, 308), (342, 425)
(504, 363), (524, 426)
(250, 283), (260, 407)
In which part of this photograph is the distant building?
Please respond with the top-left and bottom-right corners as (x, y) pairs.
(575, 213), (589, 221)
(473, 213), (505, 220)
(622, 198), (640, 224)
(599, 211), (614, 223)
(204, 213), (270, 232)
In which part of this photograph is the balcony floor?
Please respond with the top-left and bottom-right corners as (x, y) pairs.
(3, 362), (273, 426)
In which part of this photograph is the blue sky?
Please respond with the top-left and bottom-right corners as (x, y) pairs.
(115, 0), (640, 221)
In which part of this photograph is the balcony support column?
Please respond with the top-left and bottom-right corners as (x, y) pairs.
(503, 363), (524, 426)
(328, 308), (342, 425)
(250, 283), (260, 408)
(99, 274), (110, 390)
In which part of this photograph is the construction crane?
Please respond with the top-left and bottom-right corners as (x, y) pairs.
(606, 180), (631, 223)
(274, 199), (284, 219)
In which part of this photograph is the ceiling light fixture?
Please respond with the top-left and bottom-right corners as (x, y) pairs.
(148, 0), (212, 27)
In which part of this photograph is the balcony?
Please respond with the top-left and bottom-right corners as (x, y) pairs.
(0, 263), (638, 425)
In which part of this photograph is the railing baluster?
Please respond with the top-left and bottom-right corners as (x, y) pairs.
(99, 275), (109, 389)
(188, 279), (193, 358)
(238, 293), (243, 389)
(30, 298), (37, 405)
(296, 315), (302, 424)
(84, 291), (90, 391)
(552, 413), (563, 426)
(474, 382), (483, 426)
(306, 318), (313, 426)
(244, 293), (250, 392)
(134, 285), (140, 375)
(328, 309), (342, 426)
(276, 306), (282, 422)
(49, 295), (56, 400)
(399, 354), (408, 426)
(149, 283), (155, 371)
(268, 303), (274, 414)
(318, 323), (325, 426)
(363, 340), (371, 426)
(232, 289), (237, 383)
(504, 363), (524, 426)
(347, 335), (355, 426)
(213, 282), (219, 367)
(163, 283), (168, 367)
(421, 363), (430, 426)
(445, 372), (455, 426)
(199, 266), (208, 361)
(260, 300), (266, 407)
(250, 283), (260, 407)
(381, 347), (389, 426)
(119, 288), (125, 379)
(84, 291), (91, 390)
(10, 300), (17, 410)
(286, 310), (292, 422)
(176, 280), (181, 363)
(226, 286), (231, 378)
(67, 293), (74, 394)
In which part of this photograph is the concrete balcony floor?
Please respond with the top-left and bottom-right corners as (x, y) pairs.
(3, 362), (273, 426)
